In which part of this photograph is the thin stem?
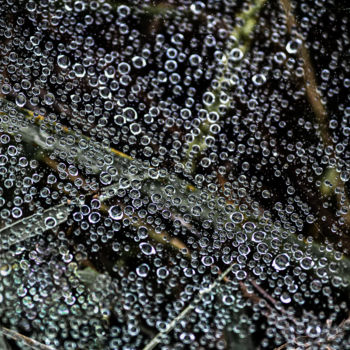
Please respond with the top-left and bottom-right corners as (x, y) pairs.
(142, 262), (237, 350)
(279, 0), (350, 227)
(279, 0), (328, 143)
(183, 0), (267, 173)
(97, 196), (192, 258)
(0, 327), (55, 350)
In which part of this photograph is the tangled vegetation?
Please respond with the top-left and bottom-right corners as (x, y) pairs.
(0, 0), (350, 349)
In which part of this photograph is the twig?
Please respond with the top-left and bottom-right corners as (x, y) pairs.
(0, 327), (55, 350)
(279, 0), (328, 144)
(279, 0), (350, 227)
(274, 343), (288, 350)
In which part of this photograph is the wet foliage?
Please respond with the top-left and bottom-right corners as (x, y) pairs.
(0, 0), (350, 349)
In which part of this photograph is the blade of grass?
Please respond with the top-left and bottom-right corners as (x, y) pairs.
(3, 96), (350, 301)
(183, 0), (268, 174)
(0, 202), (71, 251)
(97, 196), (191, 258)
(1, 97), (224, 229)
(4, 96), (350, 286)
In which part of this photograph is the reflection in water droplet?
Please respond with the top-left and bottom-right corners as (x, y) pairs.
(139, 242), (156, 255)
(45, 216), (57, 229)
(108, 206), (123, 220)
(272, 254), (290, 271)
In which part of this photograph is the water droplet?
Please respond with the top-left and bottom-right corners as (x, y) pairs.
(272, 254), (290, 271)
(139, 242), (156, 255)
(108, 205), (123, 220)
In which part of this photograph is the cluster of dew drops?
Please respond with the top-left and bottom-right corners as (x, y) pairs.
(0, 0), (349, 349)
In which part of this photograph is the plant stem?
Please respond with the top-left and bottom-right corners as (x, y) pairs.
(183, 0), (267, 174)
(0, 327), (55, 350)
(142, 261), (237, 350)
(279, 0), (350, 227)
